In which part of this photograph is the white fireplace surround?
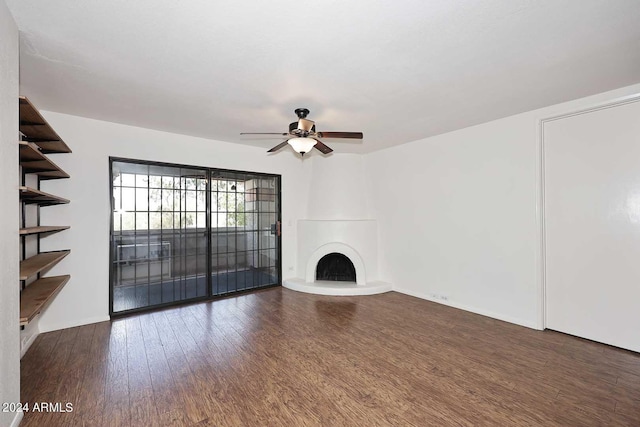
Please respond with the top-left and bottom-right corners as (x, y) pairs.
(306, 242), (366, 285)
(283, 219), (392, 296)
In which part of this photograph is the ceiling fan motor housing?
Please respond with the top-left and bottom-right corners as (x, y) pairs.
(289, 121), (316, 136)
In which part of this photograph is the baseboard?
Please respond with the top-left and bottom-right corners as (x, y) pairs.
(20, 319), (40, 358)
(20, 331), (39, 359)
(393, 287), (540, 330)
(39, 315), (110, 333)
(10, 410), (24, 427)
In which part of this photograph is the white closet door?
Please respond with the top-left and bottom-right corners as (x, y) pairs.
(545, 99), (640, 352)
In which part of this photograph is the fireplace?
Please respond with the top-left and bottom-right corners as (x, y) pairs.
(316, 252), (356, 282)
(282, 220), (392, 296)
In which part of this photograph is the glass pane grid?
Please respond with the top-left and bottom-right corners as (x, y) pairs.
(112, 160), (279, 314)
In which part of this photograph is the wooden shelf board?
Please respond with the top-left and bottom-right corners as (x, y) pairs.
(20, 250), (70, 281)
(19, 96), (72, 154)
(19, 142), (70, 179)
(20, 226), (70, 236)
(20, 275), (70, 326)
(19, 186), (70, 206)
(19, 141), (46, 161)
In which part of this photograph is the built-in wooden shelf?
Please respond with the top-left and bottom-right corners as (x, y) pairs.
(19, 226), (70, 236)
(20, 250), (70, 281)
(19, 186), (70, 206)
(20, 275), (70, 326)
(19, 141), (70, 179)
(18, 95), (72, 334)
(19, 96), (72, 154)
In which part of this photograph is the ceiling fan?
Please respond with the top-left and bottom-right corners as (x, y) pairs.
(240, 108), (363, 156)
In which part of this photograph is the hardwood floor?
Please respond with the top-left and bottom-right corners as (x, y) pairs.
(20, 289), (640, 426)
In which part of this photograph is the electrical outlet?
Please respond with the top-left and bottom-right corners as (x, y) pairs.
(430, 293), (449, 302)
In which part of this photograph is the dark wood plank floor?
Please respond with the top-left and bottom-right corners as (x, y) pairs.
(20, 289), (640, 426)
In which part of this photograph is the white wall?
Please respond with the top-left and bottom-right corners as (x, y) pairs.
(36, 112), (312, 332)
(306, 154), (371, 219)
(366, 83), (640, 329)
(0, 1), (20, 426)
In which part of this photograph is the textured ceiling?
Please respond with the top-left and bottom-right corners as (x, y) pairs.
(6, 0), (640, 153)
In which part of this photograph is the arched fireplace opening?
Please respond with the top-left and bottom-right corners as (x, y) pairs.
(316, 252), (356, 282)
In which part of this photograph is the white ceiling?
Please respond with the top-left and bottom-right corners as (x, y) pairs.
(6, 1), (640, 154)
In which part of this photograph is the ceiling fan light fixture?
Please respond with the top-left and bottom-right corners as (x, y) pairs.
(288, 137), (316, 156)
(244, 108), (362, 155)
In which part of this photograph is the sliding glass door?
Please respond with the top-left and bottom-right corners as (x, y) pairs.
(110, 158), (281, 315)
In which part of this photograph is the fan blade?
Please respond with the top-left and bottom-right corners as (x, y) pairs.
(241, 132), (288, 135)
(316, 131), (363, 139)
(298, 118), (315, 132)
(267, 140), (290, 153)
(313, 139), (333, 154)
